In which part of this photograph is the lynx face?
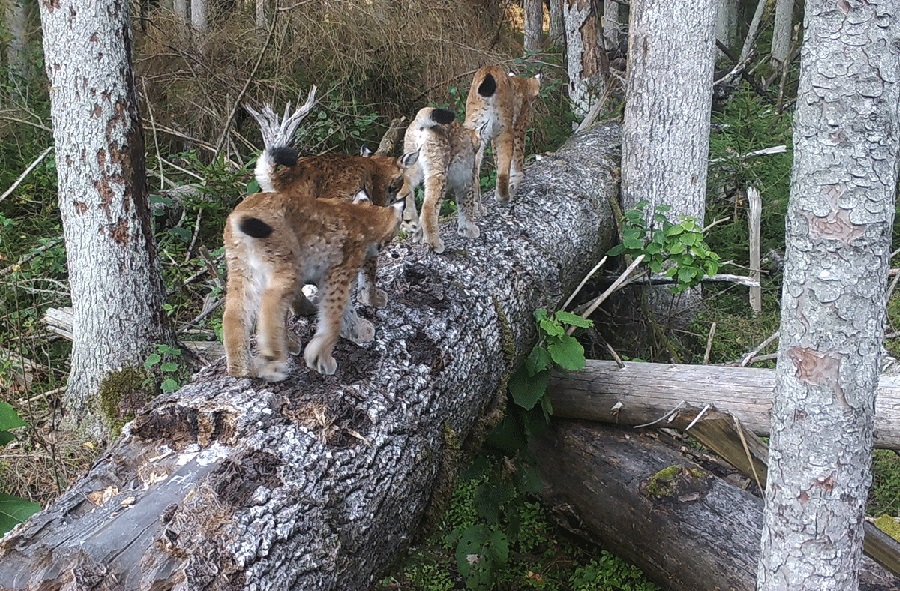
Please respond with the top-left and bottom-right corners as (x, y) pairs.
(464, 65), (541, 203)
(399, 107), (481, 254)
(222, 188), (404, 381)
(255, 148), (417, 311)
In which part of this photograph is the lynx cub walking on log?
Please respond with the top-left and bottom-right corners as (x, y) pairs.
(223, 189), (404, 380)
(464, 65), (541, 202)
(400, 107), (481, 254)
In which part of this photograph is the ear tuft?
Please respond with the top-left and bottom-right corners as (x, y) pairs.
(352, 189), (371, 204)
(360, 145), (372, 157)
(270, 146), (298, 167)
(477, 73), (497, 98)
(431, 108), (456, 125)
(399, 149), (419, 167)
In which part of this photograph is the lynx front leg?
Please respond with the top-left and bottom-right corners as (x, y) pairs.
(223, 273), (253, 377)
(455, 182), (481, 239)
(357, 256), (387, 308)
(305, 265), (355, 375)
(508, 136), (526, 200)
(493, 132), (514, 203)
(255, 276), (297, 382)
(421, 172), (448, 253)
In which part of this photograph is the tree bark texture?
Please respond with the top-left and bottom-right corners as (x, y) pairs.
(173, 0), (188, 24)
(547, 0), (565, 46)
(771, 0), (794, 66)
(547, 360), (900, 449)
(191, 0), (208, 34)
(0, 125), (622, 590)
(524, 0), (544, 53)
(757, 2), (900, 590)
(255, 0), (266, 29)
(564, 0), (609, 118)
(532, 421), (900, 591)
(38, 0), (171, 441)
(715, 0), (739, 54)
(602, 0), (620, 53)
(4, 0), (29, 88)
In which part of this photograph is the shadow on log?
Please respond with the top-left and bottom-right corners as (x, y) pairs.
(0, 125), (621, 589)
(532, 420), (900, 591)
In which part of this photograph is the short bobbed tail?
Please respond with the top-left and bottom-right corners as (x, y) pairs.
(238, 216), (274, 239)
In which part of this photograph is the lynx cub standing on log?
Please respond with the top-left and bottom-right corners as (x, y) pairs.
(400, 107), (481, 254)
(464, 65), (541, 202)
(223, 189), (404, 380)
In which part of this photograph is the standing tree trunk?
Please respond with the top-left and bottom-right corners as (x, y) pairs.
(771, 0), (794, 67)
(715, 0), (739, 55)
(190, 0), (208, 34)
(547, 0), (565, 47)
(524, 0), (544, 53)
(564, 0), (609, 118)
(4, 0), (29, 90)
(620, 0), (717, 325)
(173, 0), (188, 25)
(39, 0), (172, 442)
(255, 0), (266, 29)
(602, 0), (621, 53)
(757, 2), (900, 590)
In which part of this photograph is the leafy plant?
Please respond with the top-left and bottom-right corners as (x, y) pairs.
(144, 343), (186, 393)
(0, 402), (41, 536)
(608, 201), (720, 293)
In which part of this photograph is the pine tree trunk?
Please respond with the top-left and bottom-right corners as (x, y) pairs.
(715, 0), (739, 54)
(38, 0), (171, 442)
(564, 0), (609, 118)
(620, 0), (717, 325)
(757, 2), (900, 590)
(4, 0), (29, 89)
(0, 124), (622, 591)
(771, 0), (794, 66)
(191, 0), (208, 34)
(547, 0), (565, 46)
(524, 0), (544, 53)
(602, 0), (620, 53)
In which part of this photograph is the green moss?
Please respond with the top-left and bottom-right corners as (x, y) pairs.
(645, 465), (684, 498)
(97, 366), (150, 438)
(874, 515), (900, 542)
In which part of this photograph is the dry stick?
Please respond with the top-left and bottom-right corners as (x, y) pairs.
(562, 256), (608, 312)
(575, 90), (610, 133)
(159, 156), (206, 182)
(739, 330), (780, 367)
(703, 322), (716, 365)
(619, 273), (759, 288)
(0, 239), (62, 278)
(141, 79), (164, 192)
(634, 400), (687, 429)
(568, 255), (646, 336)
(734, 414), (764, 492)
(184, 208), (203, 264)
(748, 187), (762, 314)
(0, 146), (53, 204)
(213, 10), (280, 160)
(702, 216), (730, 232)
(739, 0), (768, 64)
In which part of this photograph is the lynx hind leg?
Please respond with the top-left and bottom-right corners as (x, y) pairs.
(421, 172), (447, 254)
(401, 190), (421, 234)
(223, 270), (253, 377)
(508, 136), (526, 201)
(305, 266), (355, 375)
(255, 276), (297, 382)
(357, 256), (387, 308)
(493, 133), (514, 203)
(455, 183), (481, 239)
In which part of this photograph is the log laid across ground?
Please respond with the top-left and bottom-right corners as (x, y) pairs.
(0, 125), (621, 589)
(548, 360), (900, 449)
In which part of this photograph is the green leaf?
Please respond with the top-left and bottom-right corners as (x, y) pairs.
(705, 259), (720, 276)
(649, 260), (664, 274)
(537, 316), (565, 338)
(607, 244), (625, 256)
(622, 234), (644, 250)
(488, 530), (509, 562)
(161, 378), (179, 393)
(509, 366), (551, 410)
(547, 336), (586, 371)
(665, 225), (685, 237)
(0, 493), (41, 536)
(525, 346), (552, 376)
(677, 267), (698, 283)
(0, 431), (16, 446)
(669, 242), (686, 254)
(644, 242), (662, 255)
(144, 353), (161, 369)
(160, 362), (179, 373)
(0, 402), (26, 432)
(680, 232), (700, 246)
(554, 310), (592, 329)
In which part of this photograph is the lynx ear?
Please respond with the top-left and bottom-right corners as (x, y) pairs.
(533, 72), (543, 84)
(399, 149), (419, 167)
(360, 145), (373, 157)
(353, 189), (372, 204)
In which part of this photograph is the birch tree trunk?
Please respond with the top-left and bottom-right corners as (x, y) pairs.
(757, 2), (900, 590)
(255, 0), (266, 29)
(547, 0), (565, 46)
(0, 125), (622, 591)
(173, 0), (188, 25)
(191, 0), (208, 34)
(39, 0), (172, 442)
(564, 0), (609, 118)
(4, 0), (29, 89)
(620, 0), (717, 324)
(602, 0), (620, 53)
(771, 0), (794, 67)
(715, 0), (739, 55)
(524, 0), (544, 53)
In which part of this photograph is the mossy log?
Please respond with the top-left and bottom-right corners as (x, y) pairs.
(532, 420), (900, 591)
(0, 124), (620, 590)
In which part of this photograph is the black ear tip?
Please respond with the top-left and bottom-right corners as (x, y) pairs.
(239, 216), (273, 239)
(270, 146), (298, 167)
(477, 73), (497, 97)
(432, 108), (456, 125)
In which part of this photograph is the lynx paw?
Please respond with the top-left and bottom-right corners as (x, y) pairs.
(359, 287), (387, 308)
(402, 218), (421, 235)
(304, 337), (338, 375)
(254, 356), (291, 382)
(457, 221), (480, 239)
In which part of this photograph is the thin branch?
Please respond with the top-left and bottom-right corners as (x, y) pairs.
(739, 331), (780, 367)
(562, 256), (608, 312)
(634, 400), (687, 429)
(568, 255), (646, 335)
(0, 146), (53, 204)
(596, 273), (759, 288)
(0, 239), (62, 278)
(703, 322), (716, 365)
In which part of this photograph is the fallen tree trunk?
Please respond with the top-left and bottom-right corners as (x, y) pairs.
(532, 420), (900, 591)
(0, 125), (621, 589)
(548, 360), (900, 449)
